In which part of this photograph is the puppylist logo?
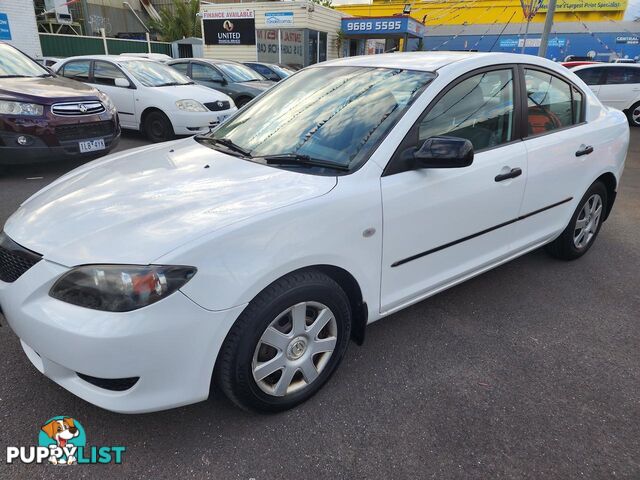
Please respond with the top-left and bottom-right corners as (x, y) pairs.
(6, 416), (126, 465)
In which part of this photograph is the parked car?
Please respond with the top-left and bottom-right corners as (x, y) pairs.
(612, 58), (637, 64)
(0, 43), (119, 168)
(168, 58), (275, 108)
(53, 55), (237, 142)
(119, 52), (173, 63)
(561, 61), (600, 69)
(0, 52), (627, 414)
(34, 57), (63, 68)
(243, 62), (296, 82)
(573, 63), (640, 126)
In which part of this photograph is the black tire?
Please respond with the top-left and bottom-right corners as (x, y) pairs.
(626, 101), (640, 127)
(215, 270), (352, 413)
(143, 110), (174, 142)
(235, 96), (252, 109)
(545, 181), (608, 260)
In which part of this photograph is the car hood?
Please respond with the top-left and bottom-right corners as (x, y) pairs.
(0, 76), (99, 103)
(238, 80), (275, 92)
(4, 138), (336, 266)
(154, 83), (233, 103)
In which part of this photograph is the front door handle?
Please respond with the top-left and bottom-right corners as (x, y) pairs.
(576, 145), (594, 157)
(495, 167), (522, 182)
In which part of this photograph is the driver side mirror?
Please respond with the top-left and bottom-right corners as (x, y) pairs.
(211, 75), (227, 85)
(409, 136), (474, 169)
(114, 77), (131, 88)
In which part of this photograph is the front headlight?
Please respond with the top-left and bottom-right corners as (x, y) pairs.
(97, 91), (115, 111)
(0, 100), (44, 116)
(176, 99), (208, 112)
(49, 265), (197, 312)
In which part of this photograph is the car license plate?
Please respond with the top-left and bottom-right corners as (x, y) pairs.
(79, 138), (106, 153)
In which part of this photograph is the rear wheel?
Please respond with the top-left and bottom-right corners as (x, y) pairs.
(143, 110), (174, 142)
(545, 181), (607, 260)
(215, 270), (351, 413)
(626, 101), (640, 127)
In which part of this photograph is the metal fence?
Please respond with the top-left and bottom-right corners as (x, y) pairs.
(39, 33), (172, 57)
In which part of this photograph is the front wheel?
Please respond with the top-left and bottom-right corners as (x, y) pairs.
(143, 110), (175, 142)
(626, 101), (640, 127)
(215, 270), (352, 413)
(545, 181), (608, 260)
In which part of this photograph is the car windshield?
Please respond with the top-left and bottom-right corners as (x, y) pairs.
(217, 62), (265, 82)
(206, 66), (435, 172)
(120, 60), (192, 87)
(271, 64), (294, 77)
(0, 43), (50, 78)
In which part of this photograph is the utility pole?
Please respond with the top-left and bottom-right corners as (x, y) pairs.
(538, 0), (558, 58)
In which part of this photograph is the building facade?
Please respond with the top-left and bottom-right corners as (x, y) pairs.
(200, 1), (344, 68)
(1, 0), (42, 57)
(336, 0), (627, 26)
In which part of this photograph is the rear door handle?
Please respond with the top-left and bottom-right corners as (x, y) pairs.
(495, 167), (522, 182)
(576, 145), (594, 157)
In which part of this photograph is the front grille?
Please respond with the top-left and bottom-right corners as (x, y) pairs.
(204, 101), (231, 112)
(52, 101), (105, 116)
(55, 121), (115, 142)
(0, 232), (42, 283)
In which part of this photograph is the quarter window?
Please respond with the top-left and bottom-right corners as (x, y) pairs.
(61, 60), (90, 82)
(418, 69), (515, 151)
(93, 61), (127, 87)
(525, 69), (580, 135)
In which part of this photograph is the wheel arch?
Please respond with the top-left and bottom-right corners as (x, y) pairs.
(139, 106), (170, 130)
(595, 171), (617, 221)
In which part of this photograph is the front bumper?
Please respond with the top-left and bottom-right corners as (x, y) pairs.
(0, 259), (245, 413)
(170, 107), (237, 136)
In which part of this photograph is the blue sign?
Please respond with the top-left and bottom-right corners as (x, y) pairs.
(0, 13), (11, 41)
(265, 12), (294, 26)
(342, 17), (425, 38)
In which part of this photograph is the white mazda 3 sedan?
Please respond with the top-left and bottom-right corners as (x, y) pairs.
(53, 55), (237, 142)
(0, 53), (628, 413)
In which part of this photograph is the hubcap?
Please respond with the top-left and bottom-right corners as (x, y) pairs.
(573, 194), (603, 249)
(252, 301), (338, 397)
(633, 108), (640, 124)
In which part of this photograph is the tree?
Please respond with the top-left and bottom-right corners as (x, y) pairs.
(312, 0), (333, 8)
(150, 0), (201, 42)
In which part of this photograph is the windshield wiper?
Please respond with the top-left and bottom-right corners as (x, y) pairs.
(195, 136), (252, 157)
(262, 154), (349, 171)
(155, 81), (193, 87)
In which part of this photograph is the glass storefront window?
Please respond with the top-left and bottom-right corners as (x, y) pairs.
(256, 28), (326, 69)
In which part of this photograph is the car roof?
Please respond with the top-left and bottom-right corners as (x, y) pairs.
(573, 62), (640, 71)
(169, 58), (237, 65)
(59, 55), (155, 63)
(321, 51), (500, 71)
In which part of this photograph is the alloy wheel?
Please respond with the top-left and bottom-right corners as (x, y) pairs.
(252, 301), (338, 397)
(573, 193), (603, 249)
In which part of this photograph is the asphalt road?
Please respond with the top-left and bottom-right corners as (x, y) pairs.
(0, 130), (639, 479)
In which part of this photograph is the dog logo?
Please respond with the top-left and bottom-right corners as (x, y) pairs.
(39, 416), (85, 465)
(223, 20), (234, 32)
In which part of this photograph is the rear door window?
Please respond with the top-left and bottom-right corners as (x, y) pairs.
(61, 60), (90, 82)
(574, 67), (605, 86)
(525, 69), (581, 135)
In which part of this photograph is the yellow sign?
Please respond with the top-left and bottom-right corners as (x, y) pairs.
(540, 0), (628, 12)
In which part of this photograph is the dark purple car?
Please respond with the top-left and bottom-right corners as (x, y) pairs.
(0, 42), (120, 166)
